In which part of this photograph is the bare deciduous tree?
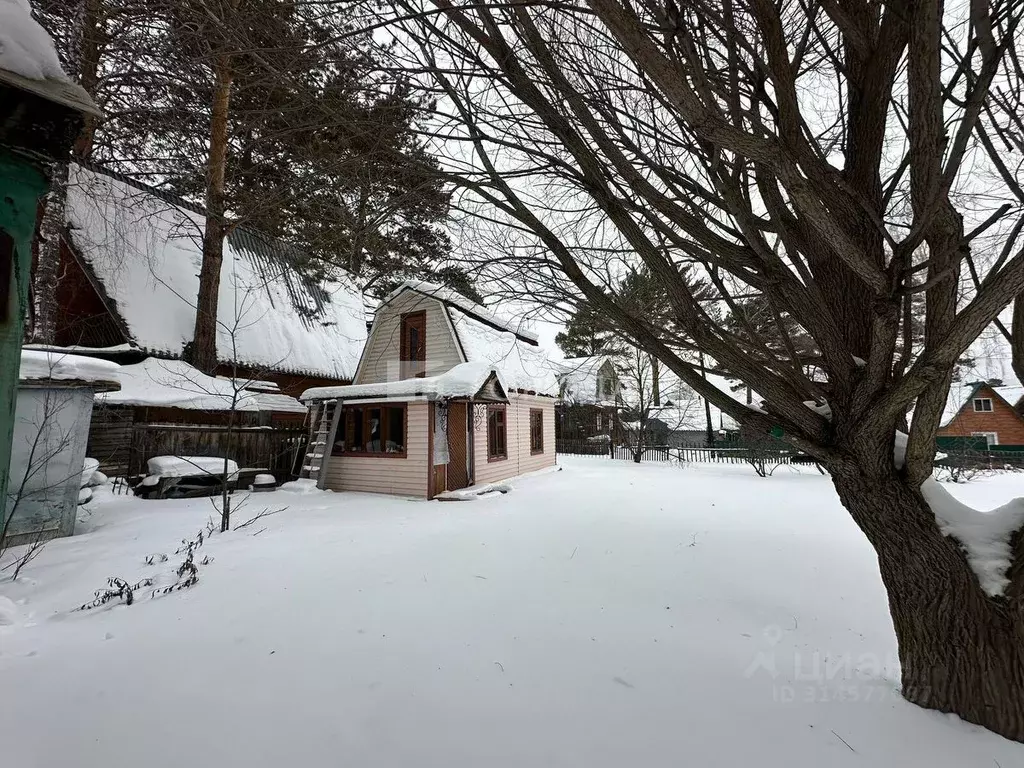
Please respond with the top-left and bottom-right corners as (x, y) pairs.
(386, 0), (1024, 739)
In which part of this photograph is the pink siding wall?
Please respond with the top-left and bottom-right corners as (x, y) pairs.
(473, 394), (556, 486)
(322, 401), (430, 497)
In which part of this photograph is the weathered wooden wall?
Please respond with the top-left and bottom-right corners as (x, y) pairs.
(88, 405), (306, 481)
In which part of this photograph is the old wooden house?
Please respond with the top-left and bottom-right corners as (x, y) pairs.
(40, 164), (367, 479)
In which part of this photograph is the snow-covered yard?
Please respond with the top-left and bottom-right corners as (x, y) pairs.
(2, 458), (1023, 767)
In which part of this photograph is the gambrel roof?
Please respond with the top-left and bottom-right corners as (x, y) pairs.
(382, 281), (539, 343)
(365, 281), (559, 396)
(940, 380), (1024, 428)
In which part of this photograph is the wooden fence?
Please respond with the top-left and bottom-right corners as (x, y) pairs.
(555, 438), (613, 457)
(125, 424), (308, 480)
(557, 440), (796, 466)
(675, 447), (794, 464)
(612, 445), (671, 462)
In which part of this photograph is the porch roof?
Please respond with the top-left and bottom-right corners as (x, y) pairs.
(301, 361), (508, 404)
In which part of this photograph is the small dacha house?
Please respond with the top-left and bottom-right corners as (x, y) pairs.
(300, 282), (558, 498)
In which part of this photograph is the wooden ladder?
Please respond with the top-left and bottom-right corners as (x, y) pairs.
(300, 400), (339, 484)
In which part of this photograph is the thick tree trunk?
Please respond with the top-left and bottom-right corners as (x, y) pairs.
(831, 468), (1024, 741)
(187, 51), (234, 374)
(1010, 297), (1024, 390)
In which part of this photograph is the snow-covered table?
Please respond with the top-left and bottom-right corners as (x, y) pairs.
(136, 456), (241, 499)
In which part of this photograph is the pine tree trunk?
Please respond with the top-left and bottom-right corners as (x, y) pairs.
(72, 0), (103, 159)
(187, 51), (234, 373)
(831, 467), (1024, 741)
(29, 163), (70, 344)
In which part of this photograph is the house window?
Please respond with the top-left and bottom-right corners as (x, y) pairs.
(487, 405), (507, 461)
(530, 409), (544, 454)
(973, 397), (994, 412)
(972, 431), (999, 447)
(401, 311), (427, 378)
(336, 404), (407, 456)
(603, 377), (613, 397)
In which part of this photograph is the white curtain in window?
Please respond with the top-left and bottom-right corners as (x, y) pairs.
(434, 403), (450, 465)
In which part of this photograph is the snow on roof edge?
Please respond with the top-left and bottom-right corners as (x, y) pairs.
(19, 349), (120, 389)
(301, 361), (509, 402)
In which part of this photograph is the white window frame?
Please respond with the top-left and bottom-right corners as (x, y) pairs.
(973, 397), (994, 412)
(972, 431), (999, 447)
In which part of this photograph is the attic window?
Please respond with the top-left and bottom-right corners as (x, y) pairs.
(973, 397), (993, 412)
(401, 311), (426, 379)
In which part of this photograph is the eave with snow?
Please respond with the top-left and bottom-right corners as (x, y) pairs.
(302, 361), (510, 405)
(299, 281), (557, 500)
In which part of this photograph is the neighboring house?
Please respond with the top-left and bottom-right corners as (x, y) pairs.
(936, 379), (1024, 448)
(555, 355), (621, 440)
(300, 281), (558, 498)
(46, 163), (367, 398)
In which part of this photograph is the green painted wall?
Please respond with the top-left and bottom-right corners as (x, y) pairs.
(0, 150), (48, 527)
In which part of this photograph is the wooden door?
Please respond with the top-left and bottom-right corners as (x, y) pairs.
(447, 402), (469, 490)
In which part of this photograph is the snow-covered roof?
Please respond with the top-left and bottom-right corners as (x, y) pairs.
(940, 380), (1024, 427)
(447, 308), (559, 396)
(651, 370), (749, 432)
(385, 281), (540, 343)
(301, 361), (508, 403)
(18, 349), (120, 389)
(557, 356), (618, 405)
(0, 0), (100, 117)
(64, 165), (367, 380)
(0, 0), (65, 81)
(216, 377), (306, 414)
(97, 358), (262, 411)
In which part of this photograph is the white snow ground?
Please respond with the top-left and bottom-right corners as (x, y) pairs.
(2, 459), (1023, 767)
